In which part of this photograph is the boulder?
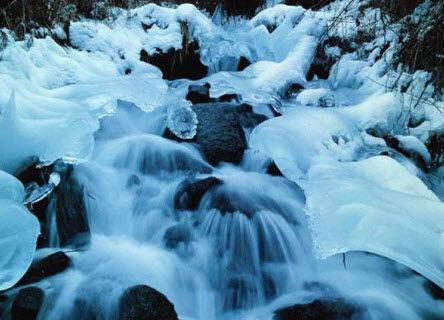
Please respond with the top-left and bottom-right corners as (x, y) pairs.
(17, 252), (71, 286)
(274, 298), (361, 320)
(237, 56), (252, 71)
(55, 164), (90, 247)
(427, 133), (444, 167)
(118, 285), (178, 320)
(163, 223), (193, 249)
(186, 84), (215, 104)
(11, 287), (44, 320)
(17, 163), (54, 248)
(174, 177), (223, 210)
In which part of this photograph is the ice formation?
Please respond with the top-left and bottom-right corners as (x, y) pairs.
(0, 171), (40, 290)
(167, 101), (198, 140)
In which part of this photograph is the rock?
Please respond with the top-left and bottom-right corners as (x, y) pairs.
(140, 23), (207, 80)
(383, 135), (428, 170)
(425, 280), (444, 300)
(217, 93), (241, 103)
(237, 56), (251, 71)
(163, 223), (193, 249)
(426, 133), (444, 167)
(220, 0), (263, 17)
(192, 103), (247, 165)
(282, 83), (304, 99)
(17, 163), (54, 248)
(55, 164), (90, 247)
(174, 177), (223, 210)
(186, 84), (215, 104)
(284, 0), (334, 10)
(11, 287), (44, 320)
(17, 252), (70, 286)
(118, 285), (178, 320)
(165, 102), (267, 165)
(274, 298), (361, 320)
(267, 161), (284, 177)
(237, 103), (268, 129)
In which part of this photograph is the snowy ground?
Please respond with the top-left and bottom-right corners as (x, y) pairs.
(1, 1), (443, 319)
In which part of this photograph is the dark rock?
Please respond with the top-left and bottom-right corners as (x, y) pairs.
(237, 56), (252, 71)
(274, 298), (360, 320)
(426, 133), (444, 167)
(220, 0), (263, 17)
(11, 287), (44, 320)
(118, 285), (178, 320)
(282, 83), (304, 98)
(284, 0), (334, 10)
(192, 103), (247, 165)
(165, 102), (267, 165)
(163, 223), (193, 249)
(174, 177), (223, 210)
(383, 135), (428, 170)
(217, 93), (241, 103)
(237, 103), (268, 129)
(139, 22), (207, 80)
(55, 164), (90, 247)
(186, 84), (215, 104)
(307, 47), (334, 80)
(18, 252), (70, 286)
(126, 174), (141, 188)
(267, 161), (284, 177)
(425, 280), (444, 300)
(17, 163), (52, 222)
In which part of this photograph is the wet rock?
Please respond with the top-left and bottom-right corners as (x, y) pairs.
(284, 0), (334, 10)
(17, 163), (54, 248)
(11, 287), (44, 320)
(165, 102), (267, 165)
(425, 280), (444, 300)
(217, 93), (241, 103)
(192, 103), (247, 165)
(426, 133), (444, 167)
(174, 177), (223, 211)
(220, 0), (263, 17)
(186, 83), (215, 104)
(17, 252), (70, 286)
(383, 135), (428, 170)
(307, 37), (353, 81)
(55, 164), (90, 247)
(282, 83), (304, 99)
(237, 56), (252, 71)
(237, 103), (268, 129)
(118, 285), (178, 320)
(274, 298), (361, 320)
(163, 223), (193, 249)
(140, 23), (207, 80)
(267, 161), (284, 177)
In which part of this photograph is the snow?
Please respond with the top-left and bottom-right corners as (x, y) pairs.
(0, 170), (40, 291)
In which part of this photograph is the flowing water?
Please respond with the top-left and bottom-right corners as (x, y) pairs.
(22, 98), (440, 320)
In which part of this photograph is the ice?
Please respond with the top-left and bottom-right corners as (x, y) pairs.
(304, 156), (444, 289)
(0, 170), (40, 290)
(24, 172), (61, 206)
(167, 101), (198, 140)
(0, 92), (94, 174)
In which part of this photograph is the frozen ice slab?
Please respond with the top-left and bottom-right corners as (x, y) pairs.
(305, 156), (444, 289)
(0, 171), (40, 290)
